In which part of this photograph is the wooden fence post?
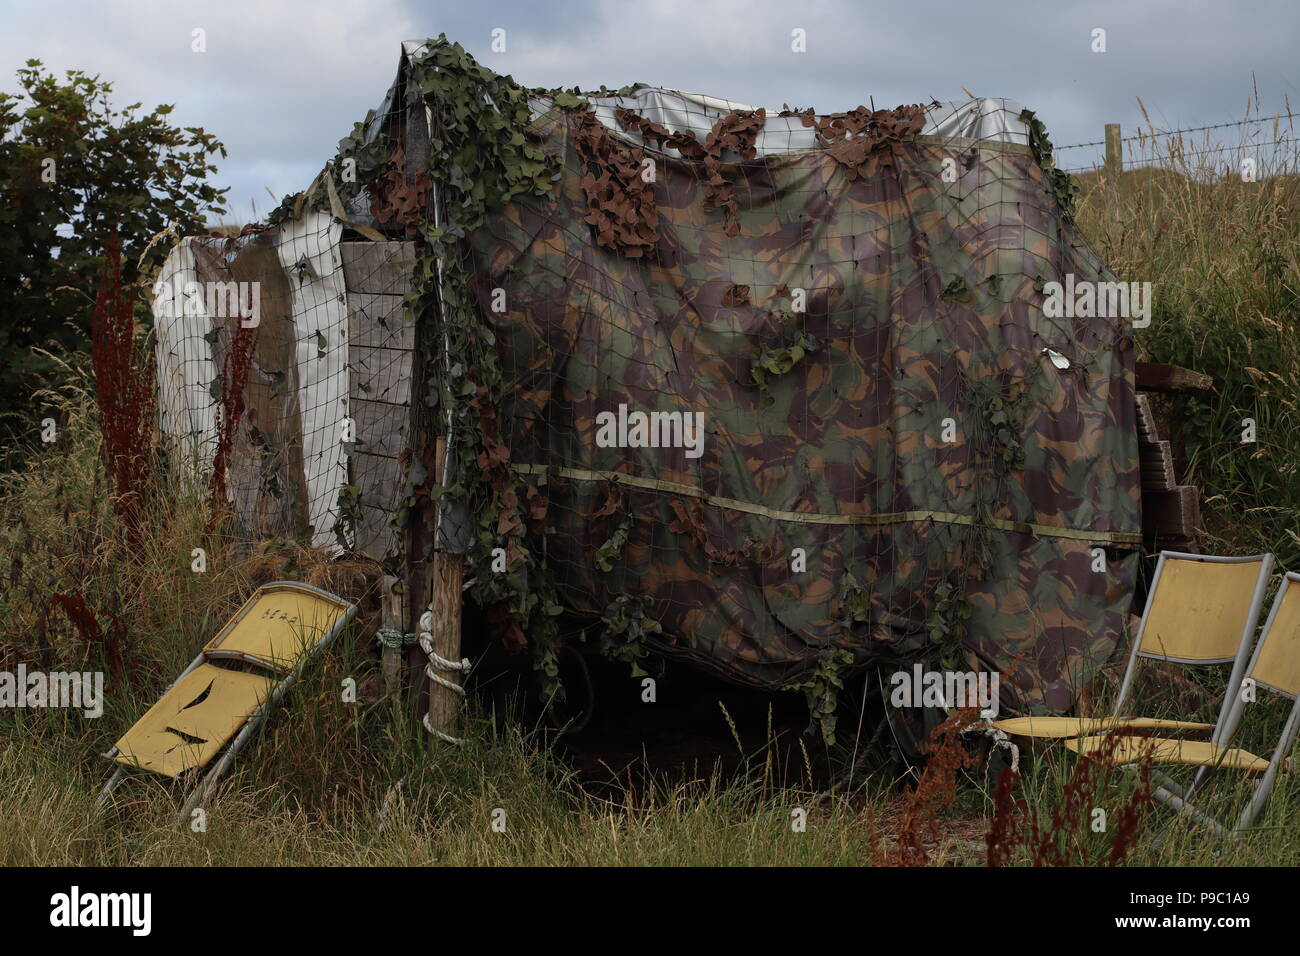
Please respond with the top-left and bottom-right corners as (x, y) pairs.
(1105, 123), (1122, 175)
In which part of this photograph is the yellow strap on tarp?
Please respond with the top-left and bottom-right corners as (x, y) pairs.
(287, 165), (387, 242)
(324, 169), (388, 241)
(513, 463), (1144, 546)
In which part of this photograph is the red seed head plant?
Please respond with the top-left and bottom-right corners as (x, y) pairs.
(49, 590), (129, 680)
(985, 764), (1026, 866)
(90, 232), (155, 544)
(985, 730), (1155, 866)
(207, 319), (258, 530)
(889, 709), (979, 865)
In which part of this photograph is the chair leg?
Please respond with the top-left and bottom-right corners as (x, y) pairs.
(1235, 696), (1300, 833)
(94, 767), (126, 811)
(1154, 770), (1188, 798)
(1153, 784), (1226, 838)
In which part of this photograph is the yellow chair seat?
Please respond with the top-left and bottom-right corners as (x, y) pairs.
(113, 664), (277, 778)
(991, 716), (1214, 739)
(1064, 734), (1269, 773)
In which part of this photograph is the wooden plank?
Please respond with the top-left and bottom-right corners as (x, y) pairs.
(351, 345), (412, 406)
(351, 398), (409, 459)
(193, 236), (311, 540)
(1136, 361), (1213, 393)
(348, 292), (413, 350)
(1140, 440), (1176, 491)
(1142, 485), (1200, 538)
(355, 503), (401, 563)
(352, 449), (404, 512)
(380, 574), (404, 695)
(341, 241), (417, 295)
(1135, 393), (1161, 443)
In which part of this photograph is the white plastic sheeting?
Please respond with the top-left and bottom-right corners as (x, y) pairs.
(151, 213), (350, 553)
(531, 89), (1031, 157)
(368, 40), (1030, 158)
(275, 213), (350, 552)
(152, 239), (217, 481)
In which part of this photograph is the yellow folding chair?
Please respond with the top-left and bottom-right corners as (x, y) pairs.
(96, 581), (356, 826)
(1068, 570), (1300, 835)
(992, 550), (1273, 742)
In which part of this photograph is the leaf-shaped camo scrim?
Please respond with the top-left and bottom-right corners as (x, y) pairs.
(470, 98), (1140, 715)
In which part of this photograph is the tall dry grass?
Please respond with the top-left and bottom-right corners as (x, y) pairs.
(1073, 105), (1300, 562)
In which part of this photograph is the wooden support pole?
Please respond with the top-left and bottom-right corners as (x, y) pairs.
(379, 573), (403, 695)
(1104, 123), (1122, 176)
(426, 554), (465, 740)
(424, 436), (466, 742)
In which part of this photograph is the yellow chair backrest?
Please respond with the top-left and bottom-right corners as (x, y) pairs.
(1138, 555), (1268, 662)
(1250, 574), (1300, 698)
(202, 582), (351, 672)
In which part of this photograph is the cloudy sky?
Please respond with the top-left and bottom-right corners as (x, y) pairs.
(2, 0), (1295, 221)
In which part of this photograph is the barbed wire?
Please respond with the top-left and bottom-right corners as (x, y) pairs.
(1062, 135), (1300, 174)
(1056, 110), (1300, 151)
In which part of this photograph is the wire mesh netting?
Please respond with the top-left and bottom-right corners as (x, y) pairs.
(152, 40), (1145, 713)
(152, 218), (415, 561)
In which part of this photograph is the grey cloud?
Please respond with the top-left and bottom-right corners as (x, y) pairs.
(2, 0), (1294, 218)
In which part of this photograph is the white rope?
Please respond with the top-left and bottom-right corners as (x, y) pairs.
(420, 638), (471, 671)
(429, 652), (470, 670)
(425, 665), (467, 694)
(417, 610), (471, 744)
(422, 714), (466, 746)
(962, 716), (1020, 774)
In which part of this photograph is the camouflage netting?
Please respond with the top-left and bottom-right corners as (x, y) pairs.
(170, 36), (1143, 723)
(462, 99), (1141, 716)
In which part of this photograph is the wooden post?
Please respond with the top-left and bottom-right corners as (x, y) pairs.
(379, 574), (403, 695)
(406, 93), (467, 743)
(424, 436), (466, 742)
(1104, 123), (1122, 176)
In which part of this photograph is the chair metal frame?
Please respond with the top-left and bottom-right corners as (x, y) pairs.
(1098, 551), (1274, 834)
(94, 581), (357, 829)
(1112, 550), (1273, 747)
(1104, 564), (1300, 837)
(1205, 571), (1300, 833)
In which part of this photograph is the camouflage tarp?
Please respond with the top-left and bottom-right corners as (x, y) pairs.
(462, 98), (1141, 714)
